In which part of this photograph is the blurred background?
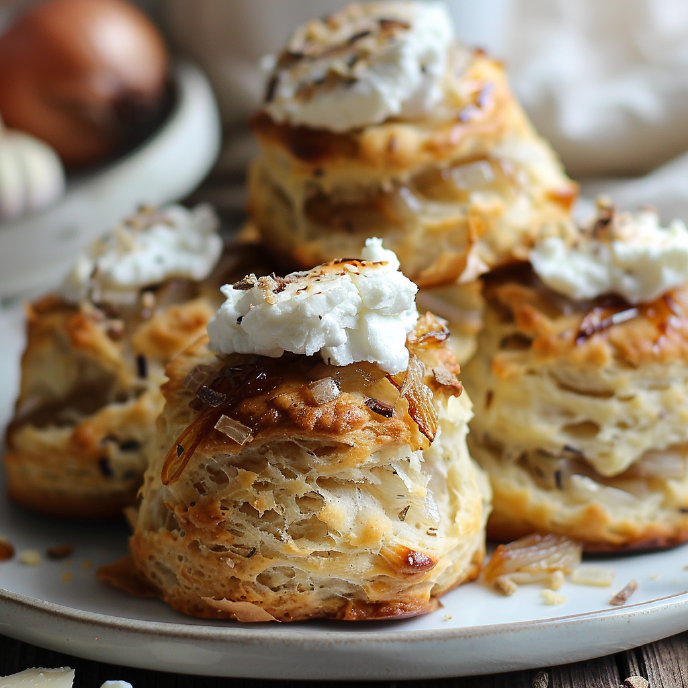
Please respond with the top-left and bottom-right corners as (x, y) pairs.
(163, 0), (688, 182)
(3, 0), (688, 295)
(4, 0), (687, 177)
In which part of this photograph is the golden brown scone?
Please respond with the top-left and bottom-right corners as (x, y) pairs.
(5, 215), (278, 519)
(248, 4), (577, 288)
(462, 263), (688, 552)
(5, 288), (213, 519)
(131, 313), (490, 622)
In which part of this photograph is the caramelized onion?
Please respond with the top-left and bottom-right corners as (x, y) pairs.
(450, 160), (496, 191)
(628, 449), (686, 479)
(308, 377), (340, 405)
(482, 534), (582, 592)
(183, 366), (212, 393)
(569, 475), (637, 508)
(388, 355), (438, 442)
(570, 566), (615, 587)
(609, 579), (638, 606)
(161, 362), (278, 485)
(576, 305), (639, 344)
(214, 414), (253, 446)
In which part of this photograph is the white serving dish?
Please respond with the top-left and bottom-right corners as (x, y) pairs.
(0, 61), (221, 301)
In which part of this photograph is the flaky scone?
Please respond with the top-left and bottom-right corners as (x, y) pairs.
(6, 288), (212, 519)
(131, 244), (490, 621)
(248, 1), (577, 289)
(5, 205), (272, 519)
(463, 205), (688, 551)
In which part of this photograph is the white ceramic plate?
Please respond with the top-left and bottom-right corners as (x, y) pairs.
(1, 303), (688, 680)
(0, 61), (221, 301)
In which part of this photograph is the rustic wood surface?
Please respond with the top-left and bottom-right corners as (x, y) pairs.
(1, 632), (687, 687)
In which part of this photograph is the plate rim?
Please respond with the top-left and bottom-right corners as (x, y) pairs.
(3, 584), (688, 643)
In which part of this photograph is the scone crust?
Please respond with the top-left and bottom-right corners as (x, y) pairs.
(131, 315), (490, 621)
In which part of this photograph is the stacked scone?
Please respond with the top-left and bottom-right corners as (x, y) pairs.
(249, 1), (577, 289)
(5, 204), (224, 518)
(130, 239), (490, 621)
(463, 200), (688, 551)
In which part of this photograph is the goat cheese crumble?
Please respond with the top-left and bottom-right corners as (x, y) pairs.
(207, 238), (419, 374)
(530, 205), (688, 304)
(261, 1), (454, 132)
(60, 204), (222, 304)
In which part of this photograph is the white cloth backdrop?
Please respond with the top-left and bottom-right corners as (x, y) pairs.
(501, 0), (688, 223)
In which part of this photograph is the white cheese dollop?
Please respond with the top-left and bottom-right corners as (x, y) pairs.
(0, 668), (75, 688)
(60, 204), (222, 304)
(0, 669), (132, 688)
(207, 238), (419, 374)
(530, 208), (688, 304)
(262, 1), (454, 132)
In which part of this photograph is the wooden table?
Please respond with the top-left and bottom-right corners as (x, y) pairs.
(1, 631), (688, 687)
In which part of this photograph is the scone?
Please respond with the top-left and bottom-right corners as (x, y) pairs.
(462, 202), (688, 552)
(248, 1), (577, 289)
(5, 204), (226, 519)
(131, 239), (490, 621)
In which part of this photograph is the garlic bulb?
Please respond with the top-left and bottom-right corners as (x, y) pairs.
(0, 117), (66, 221)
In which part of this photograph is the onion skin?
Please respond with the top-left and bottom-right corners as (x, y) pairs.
(0, 0), (169, 167)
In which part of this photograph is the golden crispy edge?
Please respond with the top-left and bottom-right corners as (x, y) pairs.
(486, 266), (688, 369)
(128, 528), (482, 622)
(7, 296), (214, 519)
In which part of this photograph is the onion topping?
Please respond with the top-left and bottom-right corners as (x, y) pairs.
(308, 377), (340, 405)
(162, 362), (279, 485)
(482, 534), (582, 594)
(432, 366), (462, 392)
(365, 398), (395, 418)
(629, 449), (686, 479)
(576, 306), (639, 345)
(214, 414), (253, 446)
(183, 367), (212, 393)
(388, 354), (438, 442)
(609, 579), (638, 606)
(570, 566), (615, 587)
(197, 385), (228, 407)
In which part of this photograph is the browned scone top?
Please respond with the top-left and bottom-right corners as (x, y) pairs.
(462, 264), (688, 552)
(251, 52), (564, 185)
(483, 264), (688, 371)
(131, 314), (490, 622)
(249, 47), (577, 287)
